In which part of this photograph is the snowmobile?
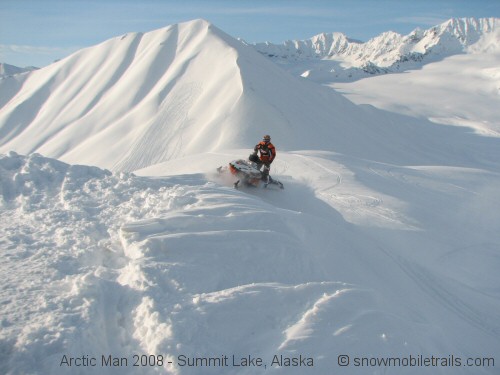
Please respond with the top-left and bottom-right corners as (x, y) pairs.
(217, 155), (284, 189)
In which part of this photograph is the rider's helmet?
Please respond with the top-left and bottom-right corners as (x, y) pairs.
(263, 135), (271, 143)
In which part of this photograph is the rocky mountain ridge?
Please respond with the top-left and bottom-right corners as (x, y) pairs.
(250, 17), (500, 82)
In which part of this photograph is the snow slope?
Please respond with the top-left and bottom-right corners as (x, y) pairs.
(1, 18), (500, 375)
(2, 148), (500, 375)
(3, 19), (498, 173)
(0, 19), (385, 172)
(1, 20), (248, 171)
(333, 28), (500, 137)
(252, 17), (500, 82)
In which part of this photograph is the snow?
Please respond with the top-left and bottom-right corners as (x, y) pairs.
(251, 17), (500, 83)
(1, 17), (500, 375)
(333, 37), (500, 137)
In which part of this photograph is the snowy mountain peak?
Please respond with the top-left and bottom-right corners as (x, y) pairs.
(252, 17), (500, 82)
(0, 62), (38, 78)
(0, 18), (246, 171)
(412, 17), (500, 55)
(251, 31), (356, 59)
(440, 17), (498, 36)
(1, 18), (375, 172)
(1, 16), (500, 173)
(309, 31), (360, 55)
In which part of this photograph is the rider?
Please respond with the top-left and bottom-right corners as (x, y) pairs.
(251, 134), (276, 181)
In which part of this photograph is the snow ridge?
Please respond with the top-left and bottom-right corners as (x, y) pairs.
(0, 20), (247, 171)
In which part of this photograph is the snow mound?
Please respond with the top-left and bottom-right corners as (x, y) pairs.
(0, 152), (370, 374)
(0, 152), (201, 374)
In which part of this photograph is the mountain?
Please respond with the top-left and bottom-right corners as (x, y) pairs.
(251, 17), (500, 82)
(0, 63), (38, 78)
(1, 19), (497, 173)
(0, 19), (373, 172)
(333, 38), (500, 138)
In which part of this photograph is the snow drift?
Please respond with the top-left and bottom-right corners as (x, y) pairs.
(2, 148), (500, 375)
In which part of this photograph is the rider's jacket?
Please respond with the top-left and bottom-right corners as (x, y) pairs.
(254, 141), (276, 163)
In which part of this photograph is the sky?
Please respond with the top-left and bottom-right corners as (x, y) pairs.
(1, 0), (499, 68)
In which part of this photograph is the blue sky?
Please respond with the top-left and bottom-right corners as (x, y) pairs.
(1, 0), (499, 67)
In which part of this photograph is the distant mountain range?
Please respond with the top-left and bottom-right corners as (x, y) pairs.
(249, 17), (500, 82)
(2, 17), (498, 83)
(0, 63), (38, 78)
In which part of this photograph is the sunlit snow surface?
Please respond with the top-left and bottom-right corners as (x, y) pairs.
(1, 150), (500, 375)
(1, 17), (500, 375)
